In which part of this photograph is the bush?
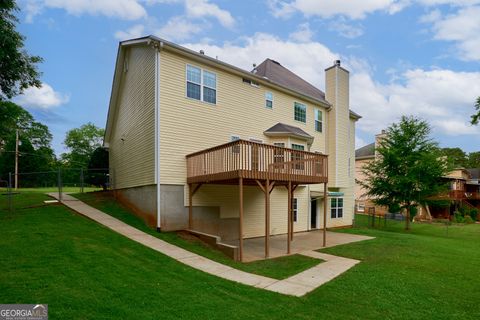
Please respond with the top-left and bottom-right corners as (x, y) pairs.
(453, 211), (464, 223)
(464, 215), (474, 224)
(469, 208), (478, 221)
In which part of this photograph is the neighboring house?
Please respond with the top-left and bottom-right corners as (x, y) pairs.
(104, 35), (360, 261)
(355, 131), (480, 219)
(429, 168), (480, 218)
(354, 131), (388, 215)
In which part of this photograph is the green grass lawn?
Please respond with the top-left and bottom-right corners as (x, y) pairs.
(1, 193), (480, 319)
(73, 192), (321, 280)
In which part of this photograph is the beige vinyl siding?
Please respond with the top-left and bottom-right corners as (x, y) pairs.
(159, 49), (328, 185)
(109, 45), (155, 189)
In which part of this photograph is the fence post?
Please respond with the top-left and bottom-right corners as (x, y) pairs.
(58, 168), (62, 202)
(8, 172), (13, 212)
(80, 168), (84, 193)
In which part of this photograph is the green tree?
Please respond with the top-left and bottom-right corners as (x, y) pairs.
(471, 97), (480, 125)
(62, 123), (104, 168)
(359, 116), (450, 230)
(467, 152), (480, 168)
(86, 147), (109, 190)
(439, 147), (468, 168)
(0, 0), (42, 100)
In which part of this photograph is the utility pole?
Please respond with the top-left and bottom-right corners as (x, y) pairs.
(15, 129), (19, 190)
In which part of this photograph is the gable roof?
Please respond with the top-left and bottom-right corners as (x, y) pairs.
(264, 123), (314, 142)
(355, 142), (375, 159)
(254, 59), (327, 103)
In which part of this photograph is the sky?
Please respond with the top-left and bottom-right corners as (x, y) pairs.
(14, 0), (480, 155)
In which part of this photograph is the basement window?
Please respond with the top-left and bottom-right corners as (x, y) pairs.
(331, 198), (344, 218)
(293, 198), (298, 222)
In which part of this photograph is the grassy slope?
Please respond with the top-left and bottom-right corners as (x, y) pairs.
(1, 193), (479, 319)
(73, 192), (321, 280)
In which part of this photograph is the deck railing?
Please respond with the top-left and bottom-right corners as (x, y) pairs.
(186, 139), (328, 184)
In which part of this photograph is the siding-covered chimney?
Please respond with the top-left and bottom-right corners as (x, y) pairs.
(325, 60), (350, 188)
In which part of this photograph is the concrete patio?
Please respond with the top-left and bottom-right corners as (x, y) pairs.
(233, 230), (373, 262)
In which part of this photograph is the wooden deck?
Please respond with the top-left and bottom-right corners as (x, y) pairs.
(186, 139), (328, 185)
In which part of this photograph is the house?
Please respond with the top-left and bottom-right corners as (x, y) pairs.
(104, 35), (360, 261)
(355, 131), (480, 219)
(428, 168), (480, 218)
(354, 131), (388, 215)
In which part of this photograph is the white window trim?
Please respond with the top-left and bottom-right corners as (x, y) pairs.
(294, 102), (307, 124)
(315, 108), (323, 133)
(330, 197), (344, 219)
(185, 64), (217, 105)
(265, 91), (273, 109)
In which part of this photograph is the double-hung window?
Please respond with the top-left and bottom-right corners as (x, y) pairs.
(294, 102), (306, 123)
(265, 92), (273, 109)
(186, 65), (216, 104)
(331, 198), (344, 218)
(291, 144), (305, 170)
(315, 109), (323, 132)
(273, 142), (285, 163)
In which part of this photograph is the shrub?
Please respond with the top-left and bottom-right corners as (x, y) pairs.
(469, 208), (478, 221)
(464, 215), (474, 224)
(453, 211), (464, 223)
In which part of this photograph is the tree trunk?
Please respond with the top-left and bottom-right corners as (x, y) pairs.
(405, 205), (410, 230)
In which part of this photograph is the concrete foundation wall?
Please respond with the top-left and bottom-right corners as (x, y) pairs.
(115, 184), (236, 235)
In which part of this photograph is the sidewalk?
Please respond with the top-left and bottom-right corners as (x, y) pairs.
(48, 193), (366, 297)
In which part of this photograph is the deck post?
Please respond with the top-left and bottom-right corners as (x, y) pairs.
(265, 178), (270, 258)
(287, 181), (292, 254)
(291, 184), (297, 241)
(188, 183), (193, 230)
(323, 182), (327, 247)
(239, 177), (244, 262)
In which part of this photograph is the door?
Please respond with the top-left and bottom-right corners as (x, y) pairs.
(311, 199), (317, 229)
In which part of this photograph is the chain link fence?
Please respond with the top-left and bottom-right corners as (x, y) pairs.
(0, 168), (111, 212)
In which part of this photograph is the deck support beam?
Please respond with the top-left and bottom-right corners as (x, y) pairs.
(188, 183), (202, 230)
(287, 181), (292, 254)
(239, 177), (244, 262)
(323, 182), (327, 247)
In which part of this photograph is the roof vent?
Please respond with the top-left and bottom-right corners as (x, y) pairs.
(199, 50), (205, 55)
(335, 60), (341, 67)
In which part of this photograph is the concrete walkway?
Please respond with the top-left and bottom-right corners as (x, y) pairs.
(48, 193), (369, 297)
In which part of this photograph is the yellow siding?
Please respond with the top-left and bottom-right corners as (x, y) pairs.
(109, 45), (156, 189)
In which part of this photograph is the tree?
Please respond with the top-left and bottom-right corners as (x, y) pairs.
(0, 1), (42, 100)
(86, 147), (109, 190)
(359, 116), (450, 230)
(438, 147), (468, 168)
(471, 97), (480, 125)
(62, 123), (104, 168)
(467, 152), (480, 168)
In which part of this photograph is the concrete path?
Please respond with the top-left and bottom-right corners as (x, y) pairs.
(48, 193), (367, 297)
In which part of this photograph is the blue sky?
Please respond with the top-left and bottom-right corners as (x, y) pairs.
(15, 0), (480, 155)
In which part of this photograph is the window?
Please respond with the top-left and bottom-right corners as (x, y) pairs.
(291, 144), (305, 170)
(356, 202), (365, 213)
(265, 92), (273, 109)
(186, 65), (216, 104)
(292, 198), (298, 222)
(294, 102), (306, 123)
(242, 78), (260, 87)
(231, 135), (240, 153)
(315, 109), (323, 132)
(186, 65), (201, 100)
(273, 142), (285, 163)
(331, 198), (344, 218)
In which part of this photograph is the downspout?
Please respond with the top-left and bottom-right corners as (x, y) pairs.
(154, 40), (163, 232)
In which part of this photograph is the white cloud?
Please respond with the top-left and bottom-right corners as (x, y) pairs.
(269, 0), (403, 19)
(329, 18), (364, 38)
(156, 16), (204, 41)
(424, 6), (480, 61)
(16, 83), (70, 109)
(289, 23), (313, 42)
(22, 0), (147, 21)
(185, 0), (235, 28)
(183, 33), (338, 89)
(114, 24), (145, 40)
